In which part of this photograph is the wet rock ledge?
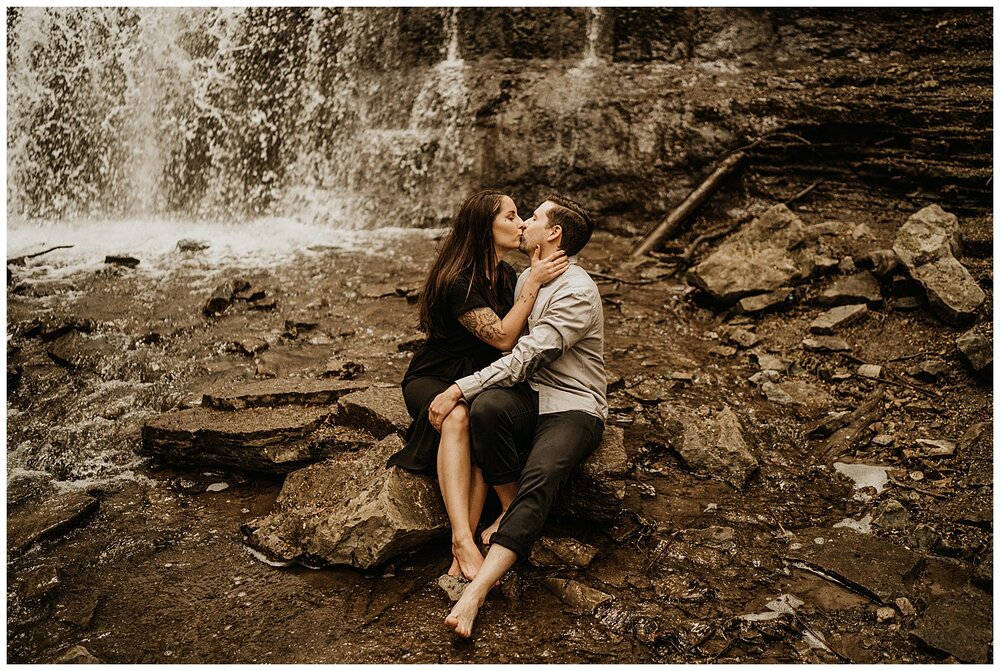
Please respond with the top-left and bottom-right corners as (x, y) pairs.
(141, 378), (627, 569)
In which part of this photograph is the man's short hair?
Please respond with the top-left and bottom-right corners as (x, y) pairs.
(545, 193), (594, 256)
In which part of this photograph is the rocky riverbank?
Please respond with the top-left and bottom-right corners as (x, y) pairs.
(6, 192), (991, 661)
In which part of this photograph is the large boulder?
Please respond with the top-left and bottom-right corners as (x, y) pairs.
(242, 435), (448, 569)
(660, 404), (759, 488)
(892, 205), (985, 325)
(553, 425), (628, 521)
(243, 426), (628, 569)
(687, 205), (834, 303)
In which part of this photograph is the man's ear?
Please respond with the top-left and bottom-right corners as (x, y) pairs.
(548, 224), (562, 243)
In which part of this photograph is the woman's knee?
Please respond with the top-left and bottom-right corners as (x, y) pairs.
(441, 403), (470, 432)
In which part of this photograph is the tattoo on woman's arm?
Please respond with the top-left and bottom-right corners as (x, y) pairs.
(458, 308), (506, 344)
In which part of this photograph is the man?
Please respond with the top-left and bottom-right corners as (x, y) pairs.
(427, 193), (607, 638)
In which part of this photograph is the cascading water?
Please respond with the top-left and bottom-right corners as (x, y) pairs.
(7, 7), (478, 228)
(581, 7), (605, 67)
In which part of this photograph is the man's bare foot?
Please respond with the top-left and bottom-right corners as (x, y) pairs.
(445, 589), (481, 638)
(447, 557), (462, 577)
(452, 539), (484, 581)
(479, 512), (505, 547)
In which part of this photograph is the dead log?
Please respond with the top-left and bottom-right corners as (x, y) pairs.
(629, 151), (747, 258)
(821, 389), (886, 461)
(650, 219), (743, 273)
(7, 245), (74, 266)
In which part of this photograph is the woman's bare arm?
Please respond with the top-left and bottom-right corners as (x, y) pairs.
(457, 247), (568, 351)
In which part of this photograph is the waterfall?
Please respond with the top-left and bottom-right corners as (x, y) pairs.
(444, 7), (462, 65)
(7, 7), (476, 226)
(582, 7), (604, 66)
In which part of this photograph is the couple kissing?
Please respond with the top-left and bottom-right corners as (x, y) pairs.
(386, 190), (607, 638)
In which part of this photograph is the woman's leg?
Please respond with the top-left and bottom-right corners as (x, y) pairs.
(436, 403), (484, 581)
(468, 466), (488, 536)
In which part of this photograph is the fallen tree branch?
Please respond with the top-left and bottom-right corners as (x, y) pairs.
(888, 476), (950, 499)
(888, 352), (933, 362)
(589, 271), (661, 286)
(653, 220), (743, 268)
(836, 352), (941, 398)
(7, 245), (74, 266)
(784, 178), (823, 205)
(630, 151), (747, 258)
(821, 389), (885, 460)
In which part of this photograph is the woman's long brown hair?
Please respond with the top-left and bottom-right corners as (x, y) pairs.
(418, 190), (510, 338)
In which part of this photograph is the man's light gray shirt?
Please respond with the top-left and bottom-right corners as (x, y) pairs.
(455, 261), (608, 420)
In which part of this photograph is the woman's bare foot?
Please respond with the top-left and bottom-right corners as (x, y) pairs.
(479, 512), (505, 547)
(447, 557), (462, 577)
(452, 538), (484, 581)
(445, 589), (482, 638)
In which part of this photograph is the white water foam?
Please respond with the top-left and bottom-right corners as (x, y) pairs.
(8, 217), (447, 281)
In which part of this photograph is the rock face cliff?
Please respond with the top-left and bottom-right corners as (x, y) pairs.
(7, 8), (991, 228)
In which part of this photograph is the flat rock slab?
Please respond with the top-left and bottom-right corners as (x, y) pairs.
(553, 425), (628, 521)
(912, 591), (992, 663)
(785, 528), (922, 603)
(907, 359), (948, 381)
(816, 272), (884, 306)
(802, 335), (851, 352)
(252, 345), (344, 378)
(8, 490), (99, 556)
(737, 287), (795, 314)
(338, 386), (411, 439)
(755, 353), (789, 372)
(141, 406), (344, 472)
(14, 563), (61, 601)
(661, 404), (758, 488)
(529, 536), (599, 568)
(727, 328), (760, 348)
(242, 436), (448, 569)
(47, 332), (111, 370)
(202, 378), (366, 411)
(761, 380), (833, 417)
(892, 205), (985, 325)
(542, 578), (614, 614)
(808, 304), (868, 335)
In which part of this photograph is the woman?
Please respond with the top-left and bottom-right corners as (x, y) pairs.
(387, 189), (568, 581)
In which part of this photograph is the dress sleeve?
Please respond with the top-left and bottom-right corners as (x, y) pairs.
(446, 275), (493, 320)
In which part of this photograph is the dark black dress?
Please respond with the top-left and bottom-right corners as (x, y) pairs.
(387, 262), (518, 474)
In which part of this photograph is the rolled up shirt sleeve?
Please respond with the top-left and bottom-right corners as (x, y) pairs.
(455, 289), (595, 401)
